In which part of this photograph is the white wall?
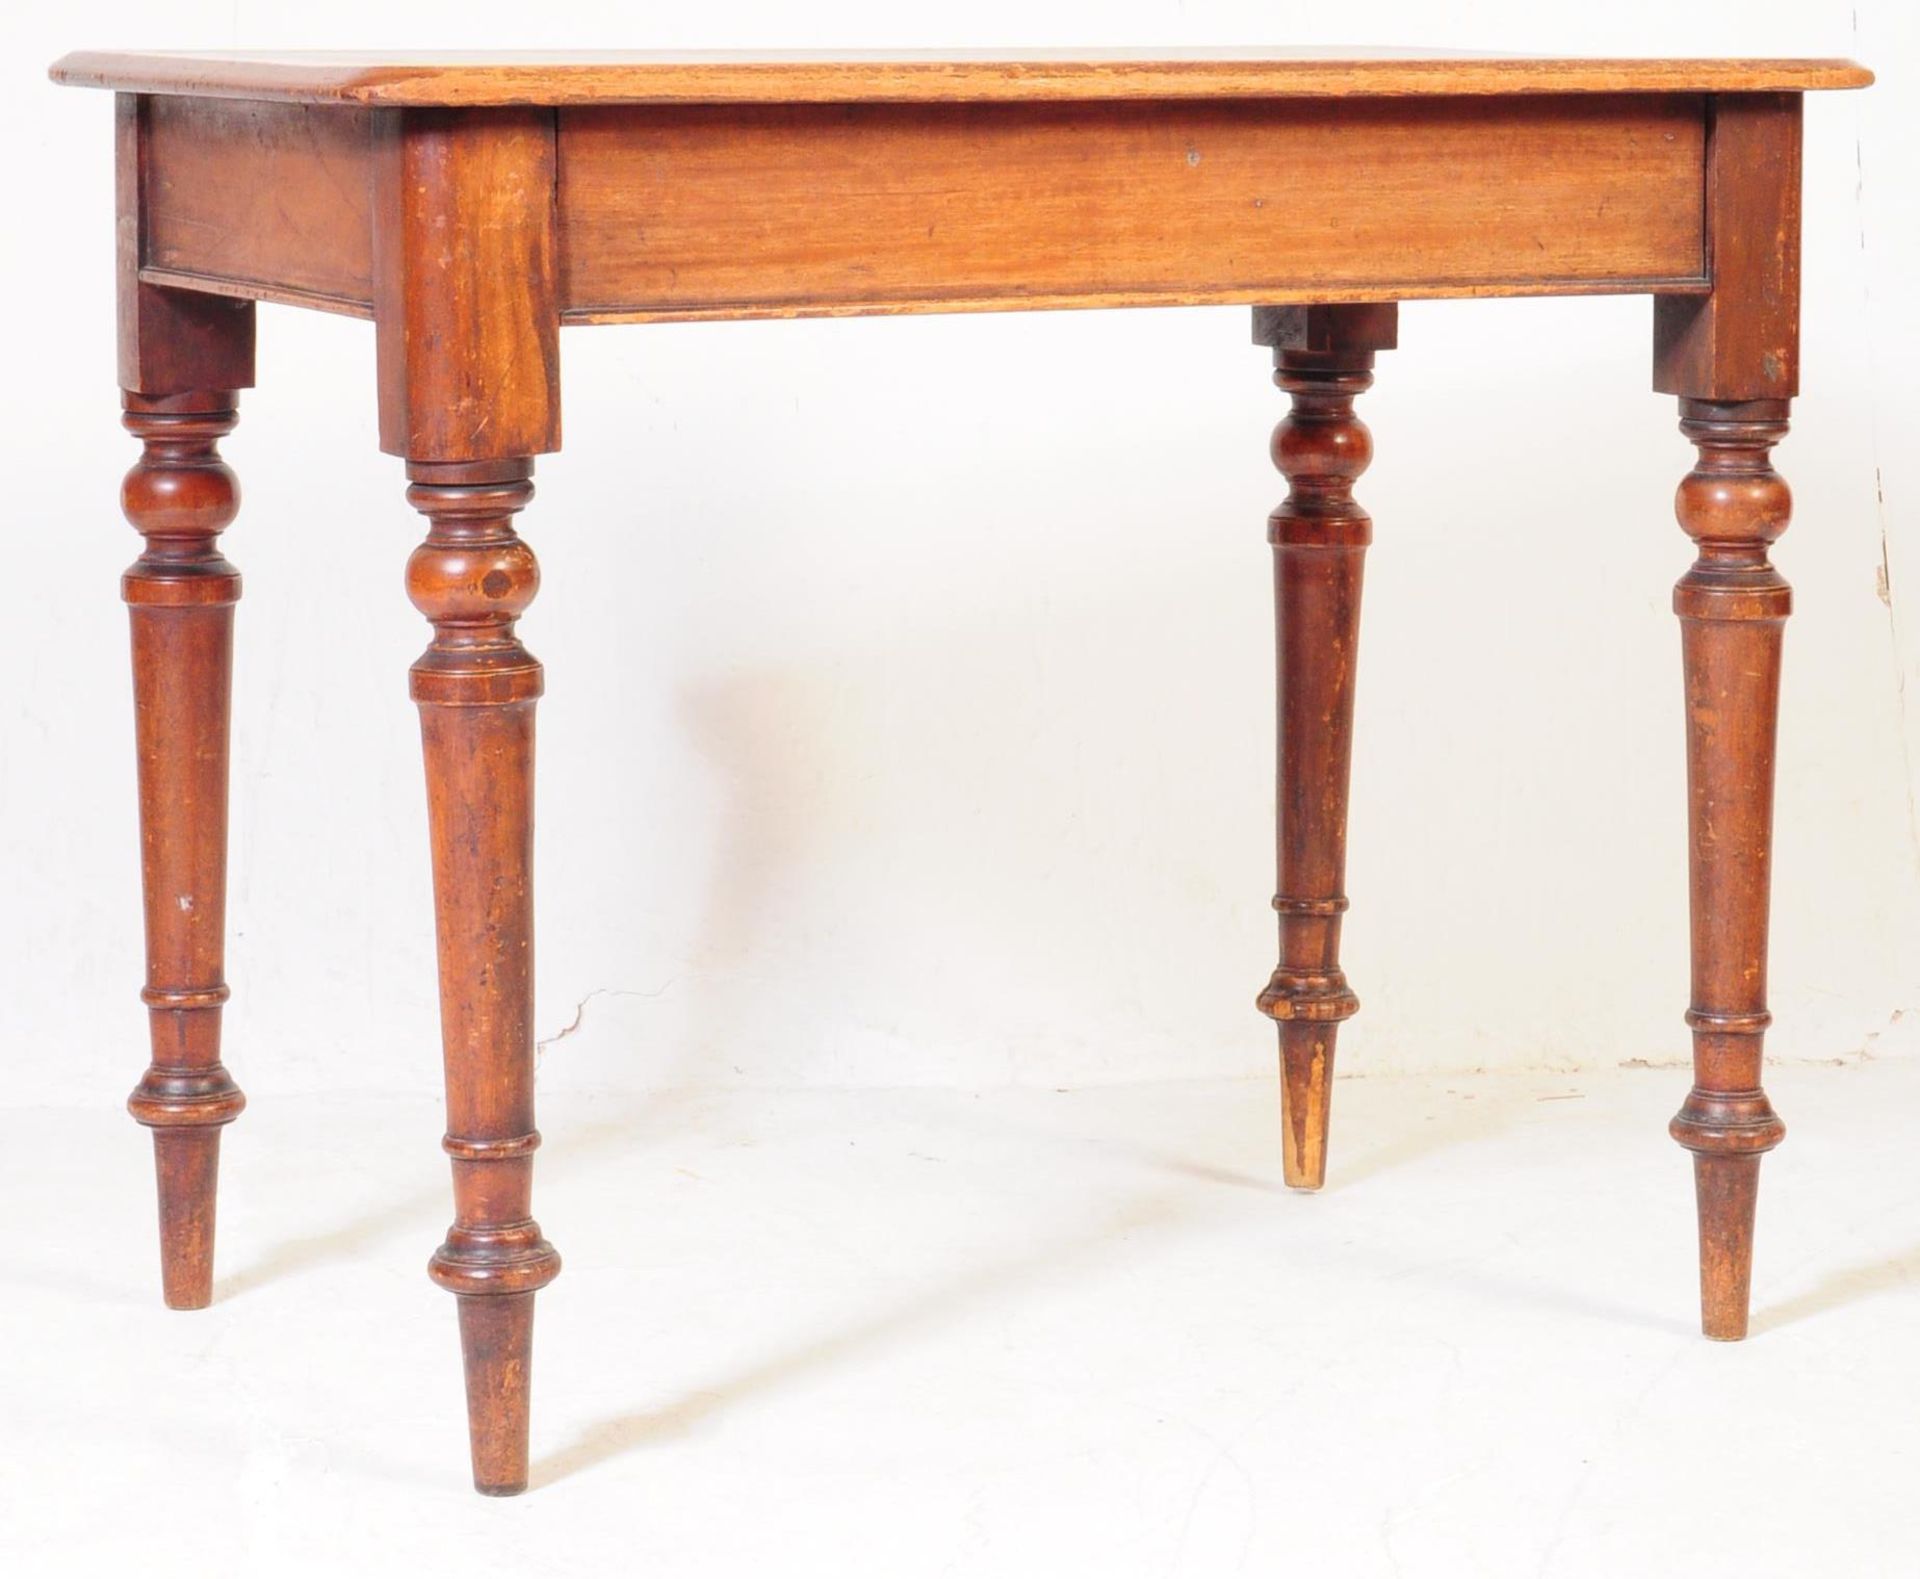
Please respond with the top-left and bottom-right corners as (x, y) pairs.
(7, 2), (1917, 1109)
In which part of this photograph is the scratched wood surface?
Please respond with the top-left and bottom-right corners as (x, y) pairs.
(51, 49), (1871, 106)
(141, 97), (373, 315)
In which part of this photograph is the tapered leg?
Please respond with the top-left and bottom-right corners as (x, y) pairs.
(371, 101), (563, 1493)
(1251, 305), (1397, 1189)
(1668, 398), (1791, 1339)
(121, 391), (248, 1309)
(407, 459), (561, 1494)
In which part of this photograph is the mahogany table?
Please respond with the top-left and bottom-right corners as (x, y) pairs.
(50, 48), (1873, 1495)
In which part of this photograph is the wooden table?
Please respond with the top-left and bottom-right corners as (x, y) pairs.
(50, 48), (1873, 1495)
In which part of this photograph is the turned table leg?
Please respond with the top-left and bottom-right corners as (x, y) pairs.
(121, 392), (248, 1308)
(1251, 305), (1397, 1189)
(114, 94), (258, 1309)
(1652, 92), (1803, 1338)
(406, 461), (561, 1493)
(1668, 399), (1792, 1338)
(372, 104), (564, 1492)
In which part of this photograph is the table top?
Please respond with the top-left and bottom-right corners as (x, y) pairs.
(50, 49), (1872, 107)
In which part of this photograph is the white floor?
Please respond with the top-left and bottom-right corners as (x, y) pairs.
(9, 1059), (1920, 1577)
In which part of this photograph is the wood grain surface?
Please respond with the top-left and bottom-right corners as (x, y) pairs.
(142, 97), (373, 316)
(51, 49), (1872, 107)
(560, 95), (1709, 321)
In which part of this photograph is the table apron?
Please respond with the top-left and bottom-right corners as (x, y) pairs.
(130, 91), (1716, 325)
